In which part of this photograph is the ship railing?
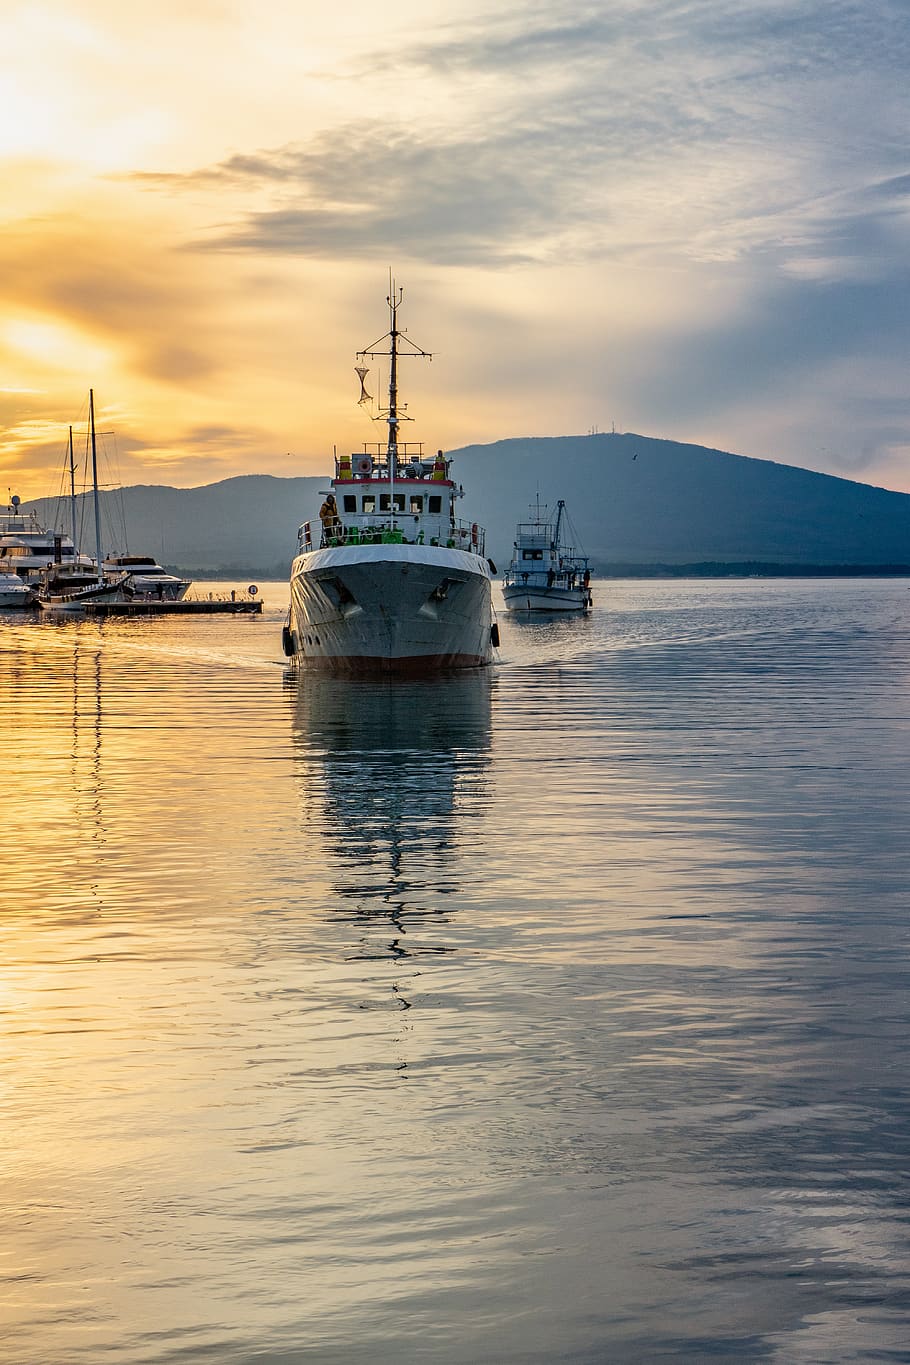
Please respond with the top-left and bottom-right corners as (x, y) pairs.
(299, 518), (486, 555)
(505, 564), (591, 588)
(334, 445), (457, 484)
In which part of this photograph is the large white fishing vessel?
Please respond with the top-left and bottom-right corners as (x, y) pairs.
(502, 498), (592, 612)
(286, 286), (496, 673)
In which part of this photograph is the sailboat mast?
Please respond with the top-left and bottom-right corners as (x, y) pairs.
(67, 425), (78, 548)
(89, 389), (103, 583)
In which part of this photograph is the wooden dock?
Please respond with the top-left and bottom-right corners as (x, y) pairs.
(81, 597), (263, 617)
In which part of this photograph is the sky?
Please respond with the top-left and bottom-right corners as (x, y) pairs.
(3, 0), (910, 501)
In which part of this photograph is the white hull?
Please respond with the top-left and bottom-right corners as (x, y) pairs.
(502, 584), (591, 612)
(289, 543), (493, 673)
(38, 579), (130, 613)
(126, 577), (190, 601)
(0, 573), (33, 608)
(103, 559), (191, 600)
(0, 589), (33, 608)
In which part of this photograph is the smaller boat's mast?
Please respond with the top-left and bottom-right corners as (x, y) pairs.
(67, 424), (78, 549)
(554, 499), (566, 550)
(89, 389), (103, 583)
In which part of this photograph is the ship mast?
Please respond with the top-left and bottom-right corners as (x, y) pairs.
(388, 287), (401, 470)
(554, 499), (566, 551)
(357, 281), (431, 529)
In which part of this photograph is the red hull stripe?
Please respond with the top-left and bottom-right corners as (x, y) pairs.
(295, 652), (488, 676)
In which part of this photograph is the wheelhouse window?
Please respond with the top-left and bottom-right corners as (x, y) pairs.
(343, 495), (356, 513)
(379, 494), (390, 512)
(409, 496), (423, 513)
(393, 493), (405, 512)
(428, 495), (442, 514)
(523, 549), (544, 560)
(362, 495), (375, 513)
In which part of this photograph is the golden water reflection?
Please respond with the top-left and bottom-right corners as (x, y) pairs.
(2, 584), (910, 1364)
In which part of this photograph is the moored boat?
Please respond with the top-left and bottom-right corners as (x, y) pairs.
(36, 390), (126, 613)
(502, 498), (592, 613)
(102, 554), (190, 601)
(0, 494), (97, 594)
(0, 561), (34, 609)
(286, 285), (496, 673)
(37, 577), (132, 613)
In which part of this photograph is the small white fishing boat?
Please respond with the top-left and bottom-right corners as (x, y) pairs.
(502, 499), (592, 612)
(286, 284), (496, 673)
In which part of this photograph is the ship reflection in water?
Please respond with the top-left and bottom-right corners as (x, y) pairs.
(3, 583), (909, 1364)
(287, 671), (492, 973)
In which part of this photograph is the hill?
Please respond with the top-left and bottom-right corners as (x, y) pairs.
(18, 434), (910, 575)
(453, 434), (910, 569)
(24, 473), (325, 579)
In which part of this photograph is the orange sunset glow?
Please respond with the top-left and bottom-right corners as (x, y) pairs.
(3, 0), (910, 500)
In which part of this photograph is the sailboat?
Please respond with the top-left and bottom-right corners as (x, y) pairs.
(502, 498), (593, 612)
(285, 284), (496, 673)
(38, 391), (129, 612)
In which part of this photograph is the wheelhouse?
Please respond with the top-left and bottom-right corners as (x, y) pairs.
(298, 444), (485, 556)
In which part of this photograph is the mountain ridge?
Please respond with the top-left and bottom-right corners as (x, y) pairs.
(16, 433), (910, 575)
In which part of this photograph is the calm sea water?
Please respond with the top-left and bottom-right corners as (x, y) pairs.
(1, 578), (908, 1364)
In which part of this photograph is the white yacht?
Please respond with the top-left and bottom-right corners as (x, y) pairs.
(0, 562), (33, 609)
(0, 494), (97, 592)
(286, 285), (496, 673)
(502, 499), (593, 612)
(102, 554), (190, 601)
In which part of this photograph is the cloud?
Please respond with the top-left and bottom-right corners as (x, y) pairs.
(0, 210), (221, 383)
(0, 186), (302, 492)
(6, 0), (910, 492)
(130, 0), (910, 283)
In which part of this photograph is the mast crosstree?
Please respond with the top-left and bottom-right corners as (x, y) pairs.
(356, 281), (432, 481)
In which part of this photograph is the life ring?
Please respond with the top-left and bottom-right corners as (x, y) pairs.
(355, 455), (372, 476)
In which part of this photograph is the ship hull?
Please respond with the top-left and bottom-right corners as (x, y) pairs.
(0, 588), (33, 609)
(126, 578), (190, 601)
(289, 543), (493, 673)
(502, 583), (591, 613)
